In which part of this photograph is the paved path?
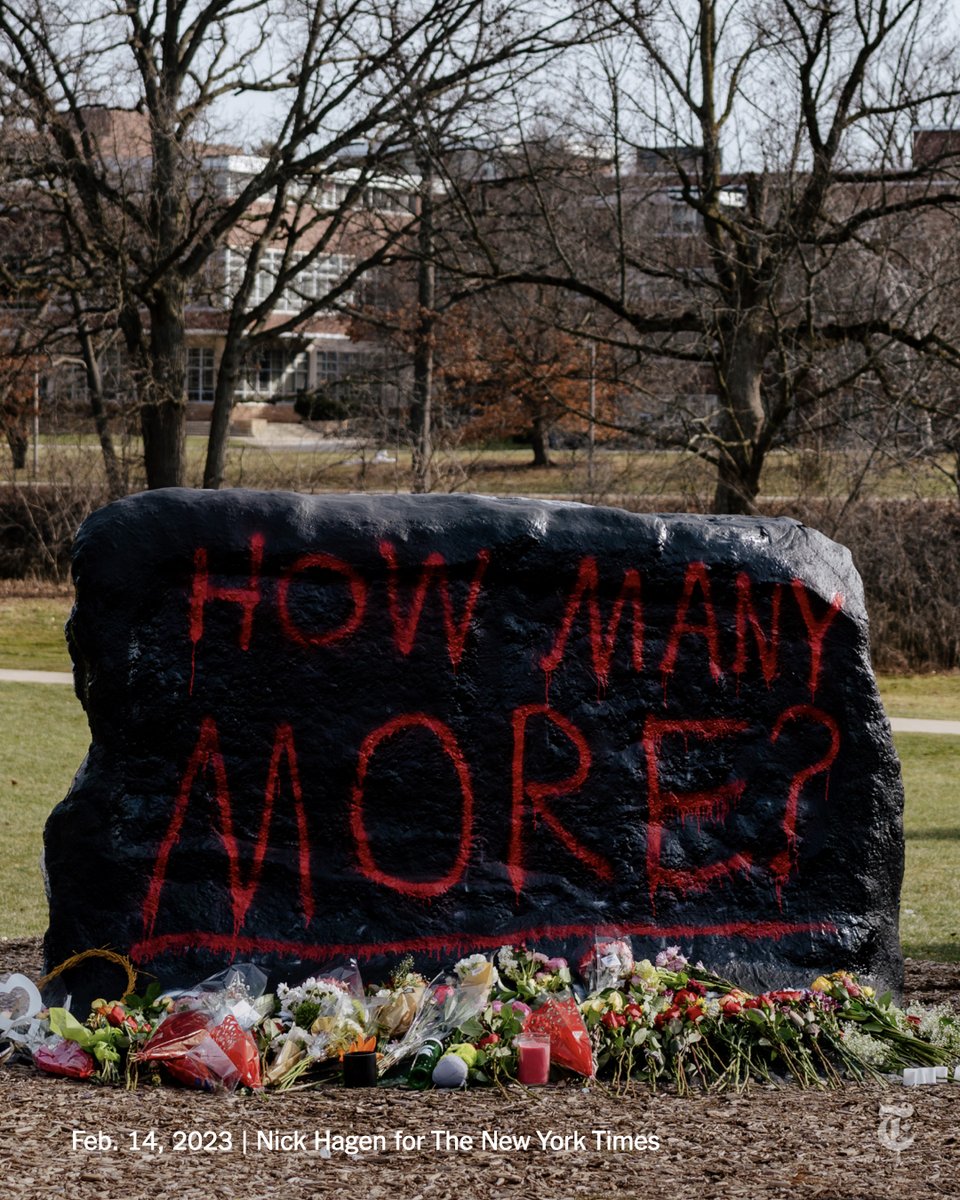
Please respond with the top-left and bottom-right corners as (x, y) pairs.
(887, 717), (960, 736)
(0, 668), (73, 684)
(1, 668), (958, 736)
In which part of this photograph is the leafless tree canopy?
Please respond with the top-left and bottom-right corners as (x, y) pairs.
(0, 0), (583, 487)
(425, 0), (960, 511)
(1, 0), (960, 509)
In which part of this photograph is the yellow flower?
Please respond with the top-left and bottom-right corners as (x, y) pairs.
(635, 959), (658, 984)
(811, 976), (832, 993)
(606, 992), (624, 1012)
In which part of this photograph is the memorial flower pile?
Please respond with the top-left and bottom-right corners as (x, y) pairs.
(3, 941), (958, 1095)
(376, 963), (493, 1078)
(582, 949), (956, 1093)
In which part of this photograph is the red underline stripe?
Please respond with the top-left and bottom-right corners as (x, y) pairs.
(130, 920), (839, 963)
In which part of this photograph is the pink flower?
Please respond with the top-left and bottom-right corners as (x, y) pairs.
(510, 1000), (532, 1018)
(491, 1000), (503, 1014)
(546, 957), (567, 971)
(655, 945), (688, 972)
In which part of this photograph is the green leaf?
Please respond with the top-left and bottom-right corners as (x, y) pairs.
(47, 1008), (94, 1049)
(456, 1017), (483, 1041)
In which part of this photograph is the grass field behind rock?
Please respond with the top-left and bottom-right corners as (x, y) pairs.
(0, 595), (958, 962)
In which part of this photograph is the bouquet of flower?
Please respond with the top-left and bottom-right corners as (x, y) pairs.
(455, 997), (533, 1085)
(367, 956), (430, 1040)
(811, 971), (954, 1071)
(378, 966), (493, 1077)
(136, 962), (269, 1091)
(35, 979), (178, 1088)
(495, 946), (572, 999)
(264, 973), (367, 1087)
(581, 989), (666, 1087)
(579, 937), (635, 994)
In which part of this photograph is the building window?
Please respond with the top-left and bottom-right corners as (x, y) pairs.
(187, 347), (215, 402)
(221, 247), (356, 313)
(282, 254), (354, 309)
(237, 347), (308, 400)
(316, 349), (366, 381)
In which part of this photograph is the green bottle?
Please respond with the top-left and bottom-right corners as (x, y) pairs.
(407, 1038), (445, 1088)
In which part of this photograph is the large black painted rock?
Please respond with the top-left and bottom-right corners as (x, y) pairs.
(44, 490), (904, 1001)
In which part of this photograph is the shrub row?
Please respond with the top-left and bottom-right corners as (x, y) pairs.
(0, 484), (109, 583)
(796, 499), (960, 674)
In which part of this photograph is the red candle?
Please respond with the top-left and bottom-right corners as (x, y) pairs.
(516, 1033), (551, 1085)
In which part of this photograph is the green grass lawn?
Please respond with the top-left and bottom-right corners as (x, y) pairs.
(0, 595), (73, 672)
(0, 682), (88, 937)
(877, 674), (960, 721)
(896, 732), (960, 961)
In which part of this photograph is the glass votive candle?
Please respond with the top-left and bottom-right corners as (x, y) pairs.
(515, 1033), (551, 1086)
(342, 1050), (378, 1087)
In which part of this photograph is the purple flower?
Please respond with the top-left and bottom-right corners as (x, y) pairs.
(510, 1000), (532, 1018)
(655, 945), (688, 972)
(546, 957), (568, 971)
(491, 1000), (503, 1014)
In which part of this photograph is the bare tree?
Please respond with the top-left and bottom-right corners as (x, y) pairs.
(0, 0), (581, 489)
(435, 0), (960, 512)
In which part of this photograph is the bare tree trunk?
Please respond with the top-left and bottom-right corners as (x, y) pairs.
(5, 423), (26, 471)
(411, 157), (435, 494)
(72, 295), (124, 499)
(204, 341), (241, 489)
(712, 322), (767, 514)
(141, 285), (187, 489)
(530, 411), (552, 468)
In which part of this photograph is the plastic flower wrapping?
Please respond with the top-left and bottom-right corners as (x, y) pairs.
(579, 937), (636, 995)
(264, 967), (368, 1088)
(136, 964), (268, 1091)
(4, 940), (960, 1093)
(366, 955), (429, 1040)
(376, 963), (494, 1077)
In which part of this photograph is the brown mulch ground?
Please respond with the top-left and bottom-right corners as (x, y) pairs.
(2, 938), (958, 1199)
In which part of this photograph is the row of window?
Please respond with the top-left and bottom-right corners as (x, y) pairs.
(220, 248), (355, 312)
(45, 345), (366, 404)
(215, 171), (414, 213)
(188, 346), (362, 402)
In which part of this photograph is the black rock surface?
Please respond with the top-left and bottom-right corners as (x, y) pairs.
(43, 490), (904, 1002)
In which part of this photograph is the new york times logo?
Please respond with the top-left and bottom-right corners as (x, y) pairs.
(878, 1103), (915, 1153)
